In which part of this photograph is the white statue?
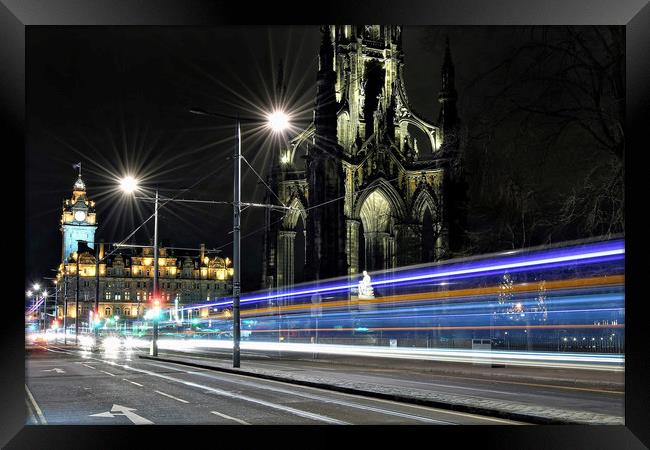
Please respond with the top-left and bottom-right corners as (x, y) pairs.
(358, 270), (375, 299)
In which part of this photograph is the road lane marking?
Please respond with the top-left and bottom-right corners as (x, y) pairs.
(157, 364), (520, 425)
(42, 368), (66, 374)
(210, 410), (249, 425)
(25, 399), (38, 424)
(89, 404), (153, 425)
(82, 364), (96, 370)
(123, 378), (143, 387)
(90, 358), (348, 424)
(25, 384), (47, 425)
(100, 370), (116, 377)
(154, 390), (189, 403)
(175, 368), (452, 424)
(44, 346), (504, 424)
(142, 361), (452, 424)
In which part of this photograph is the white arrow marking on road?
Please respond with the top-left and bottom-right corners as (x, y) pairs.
(42, 368), (66, 374)
(89, 411), (115, 418)
(89, 404), (153, 425)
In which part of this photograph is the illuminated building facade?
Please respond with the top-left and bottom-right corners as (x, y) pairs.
(55, 174), (233, 322)
(61, 169), (97, 262)
(262, 25), (467, 289)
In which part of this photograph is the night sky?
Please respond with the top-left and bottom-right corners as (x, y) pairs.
(26, 26), (621, 291)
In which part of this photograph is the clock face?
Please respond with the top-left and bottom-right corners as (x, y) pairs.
(74, 210), (87, 222)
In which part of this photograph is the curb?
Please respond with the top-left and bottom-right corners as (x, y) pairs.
(138, 354), (598, 425)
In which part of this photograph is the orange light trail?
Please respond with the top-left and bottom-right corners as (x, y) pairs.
(229, 275), (624, 319)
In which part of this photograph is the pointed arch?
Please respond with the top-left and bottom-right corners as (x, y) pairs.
(412, 187), (440, 223)
(282, 196), (307, 230)
(353, 177), (407, 221)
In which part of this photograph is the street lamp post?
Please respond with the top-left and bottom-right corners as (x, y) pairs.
(32, 284), (40, 331)
(95, 246), (100, 344)
(26, 290), (33, 329)
(63, 271), (68, 344)
(151, 189), (160, 356)
(118, 177), (160, 355)
(41, 290), (48, 332)
(232, 118), (242, 367)
(75, 240), (83, 345)
(53, 280), (58, 332)
(189, 107), (289, 368)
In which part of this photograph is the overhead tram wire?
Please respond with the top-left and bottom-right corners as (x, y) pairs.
(241, 155), (287, 207)
(102, 141), (297, 262)
(213, 175), (402, 251)
(75, 163), (227, 265)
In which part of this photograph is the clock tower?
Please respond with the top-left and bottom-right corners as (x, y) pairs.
(60, 163), (97, 262)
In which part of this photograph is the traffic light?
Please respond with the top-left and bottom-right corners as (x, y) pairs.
(149, 297), (161, 320)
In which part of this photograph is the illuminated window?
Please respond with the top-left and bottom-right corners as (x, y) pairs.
(105, 291), (111, 300)
(125, 291), (130, 300)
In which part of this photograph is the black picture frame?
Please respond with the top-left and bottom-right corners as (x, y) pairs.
(4, 0), (648, 448)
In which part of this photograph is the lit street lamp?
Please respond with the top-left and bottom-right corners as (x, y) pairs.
(120, 179), (160, 356)
(189, 107), (290, 368)
(30, 284), (40, 330)
(41, 290), (48, 332)
(75, 242), (82, 345)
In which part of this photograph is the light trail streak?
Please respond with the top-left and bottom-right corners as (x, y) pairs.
(137, 339), (624, 372)
(226, 275), (625, 319)
(177, 240), (624, 313)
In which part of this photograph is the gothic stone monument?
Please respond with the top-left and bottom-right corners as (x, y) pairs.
(262, 25), (465, 291)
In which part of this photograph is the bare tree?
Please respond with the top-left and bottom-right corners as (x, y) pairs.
(461, 26), (624, 252)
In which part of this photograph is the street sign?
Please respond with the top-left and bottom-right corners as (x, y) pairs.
(89, 404), (153, 424)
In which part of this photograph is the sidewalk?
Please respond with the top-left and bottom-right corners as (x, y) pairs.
(138, 351), (624, 425)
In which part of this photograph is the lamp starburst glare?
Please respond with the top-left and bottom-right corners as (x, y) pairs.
(267, 111), (290, 132)
(119, 175), (139, 194)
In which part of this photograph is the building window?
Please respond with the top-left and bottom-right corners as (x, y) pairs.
(105, 291), (111, 300)
(115, 307), (121, 316)
(115, 293), (121, 301)
(105, 307), (111, 316)
(124, 308), (130, 317)
(125, 291), (130, 300)
(136, 292), (141, 302)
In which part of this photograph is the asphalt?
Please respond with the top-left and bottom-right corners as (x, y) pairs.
(133, 345), (624, 425)
(25, 345), (522, 425)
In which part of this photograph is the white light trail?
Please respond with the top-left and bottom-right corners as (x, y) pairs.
(136, 339), (624, 372)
